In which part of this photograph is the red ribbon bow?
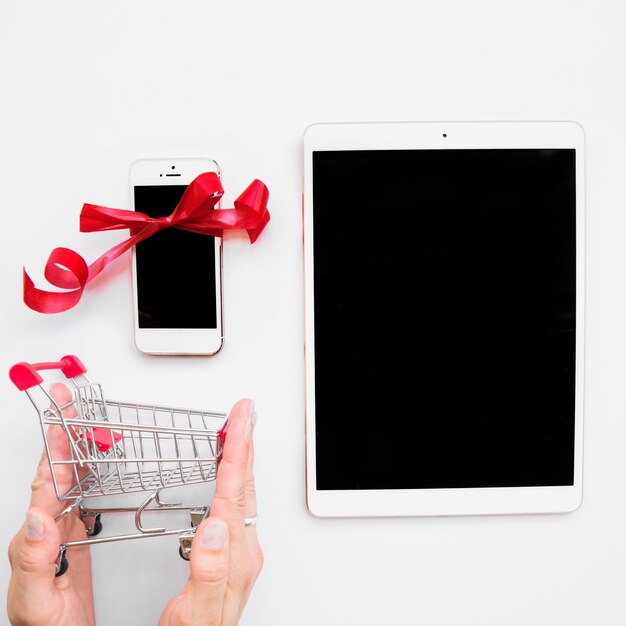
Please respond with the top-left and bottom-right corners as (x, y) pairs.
(24, 172), (270, 313)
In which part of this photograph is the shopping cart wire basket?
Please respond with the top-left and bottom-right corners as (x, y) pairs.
(9, 355), (228, 576)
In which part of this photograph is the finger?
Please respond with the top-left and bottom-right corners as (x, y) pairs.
(7, 508), (61, 623)
(244, 435), (260, 543)
(210, 399), (254, 535)
(244, 413), (257, 520)
(210, 400), (261, 624)
(244, 435), (264, 582)
(186, 518), (230, 622)
(58, 516), (94, 607)
(30, 383), (77, 512)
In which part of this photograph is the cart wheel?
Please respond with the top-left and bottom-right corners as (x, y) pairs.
(179, 546), (190, 562)
(55, 554), (68, 577)
(90, 514), (103, 537)
(84, 513), (102, 537)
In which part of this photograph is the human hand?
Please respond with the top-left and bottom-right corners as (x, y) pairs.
(158, 398), (263, 626)
(7, 388), (262, 626)
(7, 383), (95, 626)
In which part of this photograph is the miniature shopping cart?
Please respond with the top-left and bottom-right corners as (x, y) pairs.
(9, 355), (228, 576)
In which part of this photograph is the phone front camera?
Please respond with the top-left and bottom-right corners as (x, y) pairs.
(171, 166), (176, 169)
(443, 133), (447, 138)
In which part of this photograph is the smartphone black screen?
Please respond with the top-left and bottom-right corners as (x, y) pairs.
(135, 185), (217, 329)
(312, 149), (576, 491)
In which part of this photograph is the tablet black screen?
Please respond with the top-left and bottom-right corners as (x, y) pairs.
(312, 149), (576, 490)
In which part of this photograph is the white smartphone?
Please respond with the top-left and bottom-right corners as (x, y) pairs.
(130, 158), (224, 355)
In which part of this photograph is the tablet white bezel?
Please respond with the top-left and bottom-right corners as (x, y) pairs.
(303, 121), (585, 517)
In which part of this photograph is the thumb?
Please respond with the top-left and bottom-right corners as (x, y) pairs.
(184, 517), (230, 621)
(8, 508), (61, 617)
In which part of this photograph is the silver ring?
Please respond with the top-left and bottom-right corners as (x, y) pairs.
(244, 513), (258, 527)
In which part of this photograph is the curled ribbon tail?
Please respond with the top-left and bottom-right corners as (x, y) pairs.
(23, 248), (89, 314)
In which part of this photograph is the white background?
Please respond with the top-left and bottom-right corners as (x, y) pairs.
(0, 1), (624, 625)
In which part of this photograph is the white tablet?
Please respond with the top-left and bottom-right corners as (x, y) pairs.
(303, 121), (585, 517)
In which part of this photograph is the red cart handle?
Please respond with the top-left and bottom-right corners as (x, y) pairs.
(9, 355), (87, 391)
